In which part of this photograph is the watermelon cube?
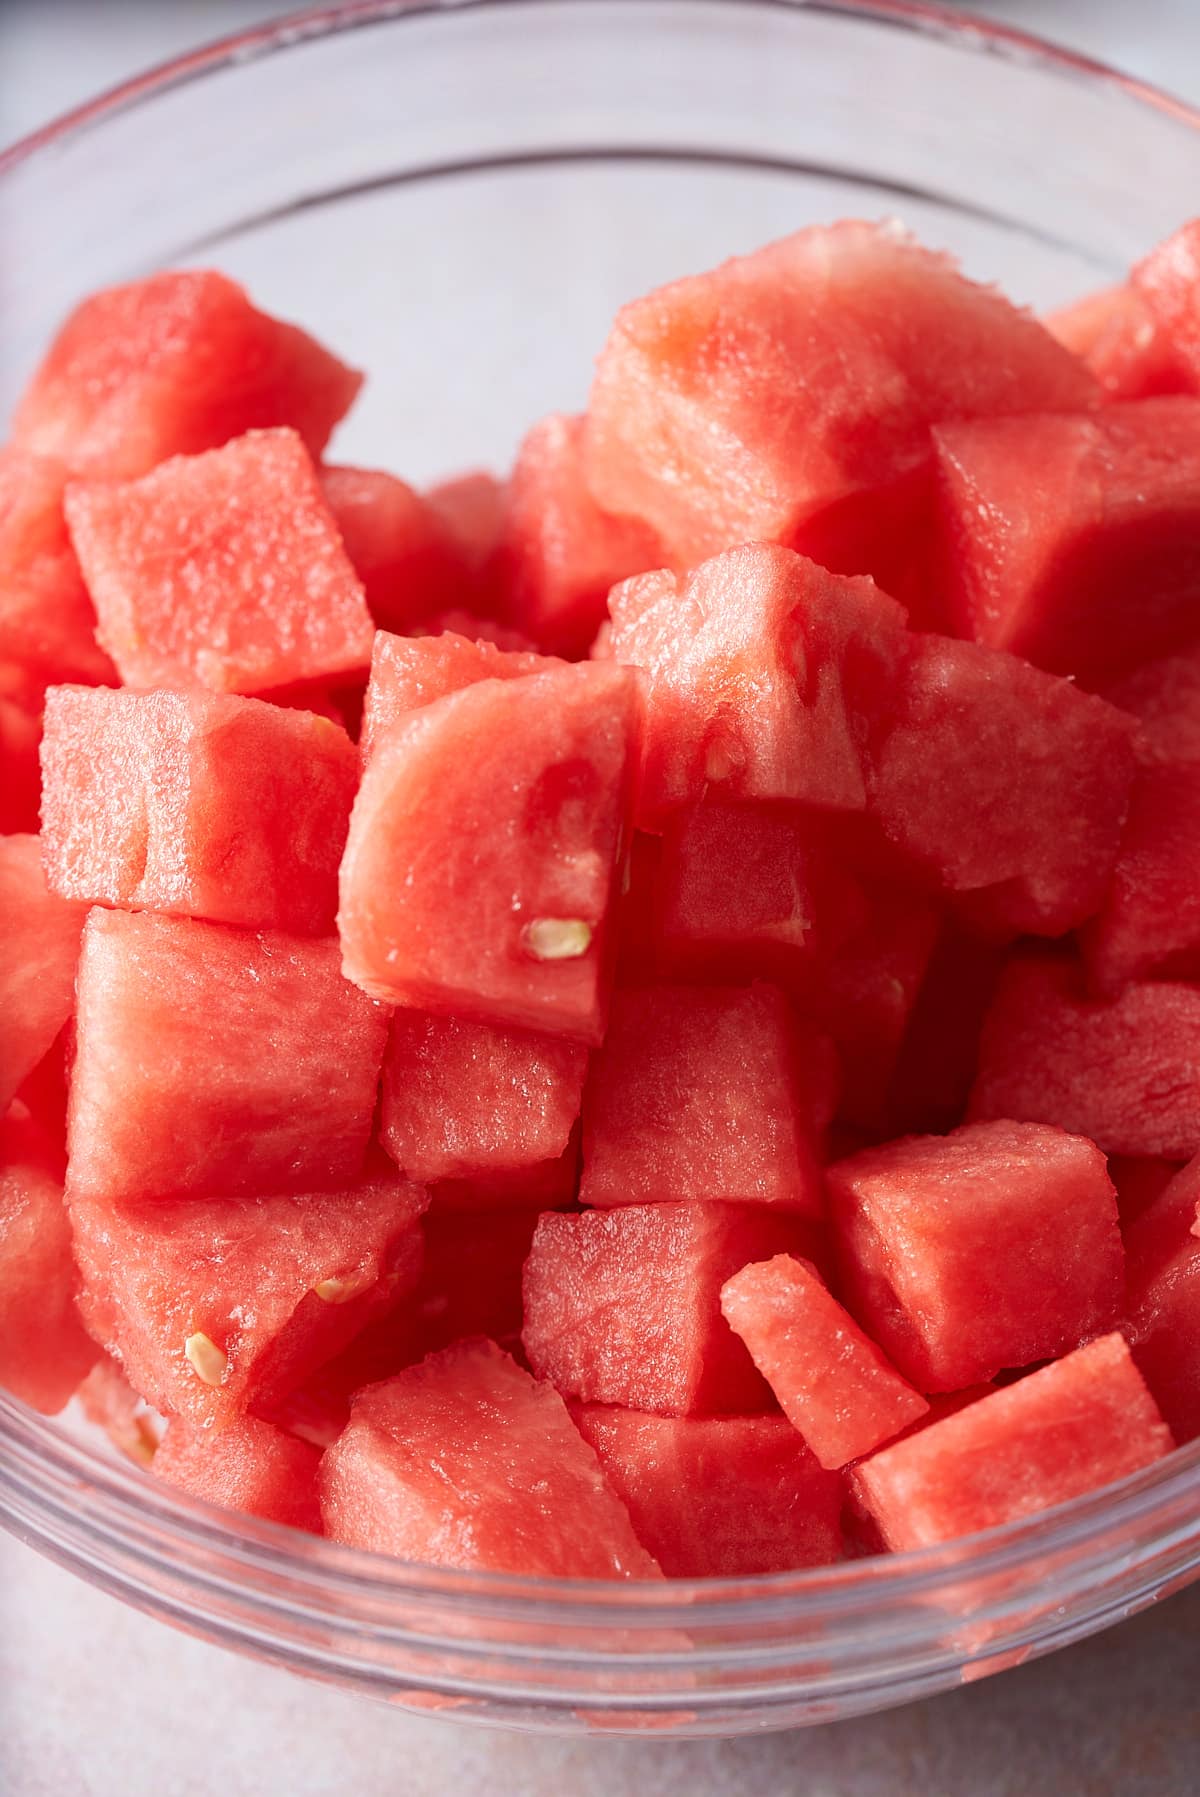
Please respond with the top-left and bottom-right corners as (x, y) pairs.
(585, 220), (1097, 573)
(429, 1136), (580, 1211)
(1084, 761), (1200, 994)
(64, 428), (375, 693)
(573, 1407), (844, 1577)
(1133, 220), (1200, 393)
(40, 686), (359, 935)
(154, 1415), (323, 1532)
(12, 269), (361, 479)
(850, 1334), (1173, 1551)
(320, 464), (471, 634)
(885, 921), (1005, 1137)
(1125, 1156), (1200, 1443)
(522, 1201), (822, 1414)
(1045, 283), (1188, 401)
(319, 1338), (660, 1577)
(0, 1105), (98, 1412)
(77, 1355), (161, 1465)
(607, 545), (907, 825)
(0, 834), (88, 1113)
(1109, 1156), (1182, 1231)
(414, 1204), (543, 1356)
(1103, 643), (1200, 767)
(379, 1008), (586, 1182)
(720, 1255), (929, 1468)
(68, 909), (389, 1203)
(69, 1170), (427, 1428)
(579, 983), (823, 1214)
(866, 634), (1135, 937)
(0, 666), (43, 833)
(493, 413), (662, 657)
(0, 448), (114, 686)
(358, 626), (555, 763)
(933, 399), (1200, 683)
(828, 1119), (1124, 1391)
(338, 662), (637, 1042)
(971, 952), (1200, 1158)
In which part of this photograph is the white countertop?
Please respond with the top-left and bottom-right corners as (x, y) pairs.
(3, 4), (1200, 1793)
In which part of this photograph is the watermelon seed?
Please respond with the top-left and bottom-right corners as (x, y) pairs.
(314, 1272), (373, 1305)
(184, 1332), (228, 1388)
(522, 918), (593, 961)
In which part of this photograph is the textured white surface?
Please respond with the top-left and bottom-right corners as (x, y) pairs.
(3, 4), (1200, 1794)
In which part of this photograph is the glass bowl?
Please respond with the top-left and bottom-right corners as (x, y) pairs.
(2, 0), (1200, 1739)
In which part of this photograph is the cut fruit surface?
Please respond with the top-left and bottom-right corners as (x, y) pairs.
(0, 833), (88, 1114)
(0, 448), (114, 686)
(1133, 220), (1200, 393)
(320, 464), (470, 634)
(1125, 1156), (1200, 1443)
(155, 1415), (323, 1532)
(359, 627), (556, 763)
(1045, 283), (1188, 401)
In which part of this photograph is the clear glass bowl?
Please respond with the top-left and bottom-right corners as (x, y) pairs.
(2, 0), (1200, 1738)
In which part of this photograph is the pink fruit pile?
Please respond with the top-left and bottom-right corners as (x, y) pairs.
(4, 221), (1200, 1581)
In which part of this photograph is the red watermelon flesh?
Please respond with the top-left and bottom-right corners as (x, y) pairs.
(40, 685), (359, 935)
(68, 909), (389, 1203)
(77, 1355), (162, 1465)
(1084, 761), (1200, 993)
(522, 1201), (824, 1415)
(572, 1406), (843, 1577)
(426, 469), (508, 607)
(415, 1204), (543, 1357)
(359, 626), (556, 763)
(971, 951), (1200, 1159)
(411, 611), (536, 653)
(850, 1333), (1173, 1551)
(933, 399), (1200, 684)
(585, 220), (1097, 575)
(579, 983), (823, 1215)
(1124, 1157), (1200, 1443)
(866, 633), (1135, 937)
(12, 270), (361, 479)
(379, 1008), (586, 1182)
(885, 921), (1005, 1138)
(1103, 644), (1200, 766)
(0, 834), (88, 1114)
(64, 427), (375, 693)
(319, 1338), (660, 1578)
(1133, 220), (1200, 393)
(320, 465), (471, 634)
(0, 1105), (98, 1412)
(14, 1026), (72, 1153)
(1046, 283), (1187, 402)
(608, 544), (907, 825)
(828, 1119), (1124, 1392)
(338, 662), (637, 1042)
(154, 1415), (323, 1533)
(0, 667), (43, 833)
(494, 413), (662, 658)
(429, 1137), (580, 1211)
(1109, 1156), (1182, 1232)
(0, 449), (114, 686)
(69, 1171), (427, 1429)
(720, 1255), (929, 1468)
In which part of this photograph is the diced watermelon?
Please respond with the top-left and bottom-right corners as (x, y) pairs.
(493, 413), (661, 657)
(586, 220), (1097, 573)
(0, 666), (43, 833)
(64, 428), (375, 693)
(69, 1171), (427, 1428)
(358, 626), (556, 763)
(609, 545), (907, 825)
(522, 1201), (821, 1415)
(154, 1415), (323, 1532)
(572, 1407), (844, 1576)
(338, 663), (637, 1042)
(933, 400), (1200, 684)
(0, 834), (87, 1113)
(12, 270), (361, 478)
(0, 449), (113, 686)
(1133, 220), (1200, 393)
(414, 1204), (543, 1356)
(0, 1104), (98, 1412)
(429, 1137), (580, 1211)
(379, 1009), (586, 1182)
(320, 465), (470, 633)
(425, 469), (508, 609)
(14, 1026), (72, 1152)
(850, 1334), (1173, 1551)
(1125, 1156), (1200, 1442)
(1109, 1156), (1182, 1231)
(77, 1355), (161, 1465)
(579, 983), (823, 1214)
(720, 1255), (929, 1468)
(1084, 761), (1200, 993)
(1103, 643), (1200, 766)
(866, 634), (1135, 937)
(1044, 284), (1187, 401)
(411, 611), (536, 653)
(40, 686), (359, 935)
(68, 909), (389, 1203)
(885, 921), (1005, 1137)
(828, 1119), (1124, 1392)
(319, 1338), (660, 1577)
(971, 952), (1200, 1158)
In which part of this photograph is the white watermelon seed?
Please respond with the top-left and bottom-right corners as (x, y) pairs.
(184, 1332), (228, 1388)
(523, 918), (593, 961)
(313, 1272), (372, 1305)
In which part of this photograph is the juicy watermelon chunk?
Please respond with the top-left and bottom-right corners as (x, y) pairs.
(1125, 1157), (1200, 1442)
(414, 1204), (543, 1356)
(0, 1105), (98, 1412)
(154, 1415), (323, 1532)
(1133, 220), (1200, 393)
(572, 1407), (843, 1577)
(1109, 1156), (1181, 1231)
(338, 662), (637, 1042)
(379, 1009), (586, 1182)
(70, 1171), (427, 1428)
(885, 921), (1005, 1137)
(933, 399), (1200, 684)
(320, 465), (470, 634)
(1103, 643), (1200, 766)
(1084, 761), (1200, 993)
(494, 413), (662, 657)
(319, 1338), (660, 1577)
(0, 834), (87, 1113)
(866, 634), (1135, 937)
(608, 545), (906, 825)
(522, 1201), (821, 1415)
(579, 983), (823, 1215)
(64, 428), (375, 693)
(850, 1334), (1173, 1551)
(68, 909), (389, 1203)
(358, 626), (555, 763)
(585, 220), (1097, 571)
(429, 1137), (579, 1211)
(720, 1255), (929, 1468)
(77, 1355), (162, 1465)
(0, 666), (43, 833)
(12, 270), (361, 479)
(828, 1119), (1124, 1392)
(1044, 284), (1187, 401)
(40, 686), (359, 935)
(0, 449), (113, 685)
(971, 952), (1200, 1158)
